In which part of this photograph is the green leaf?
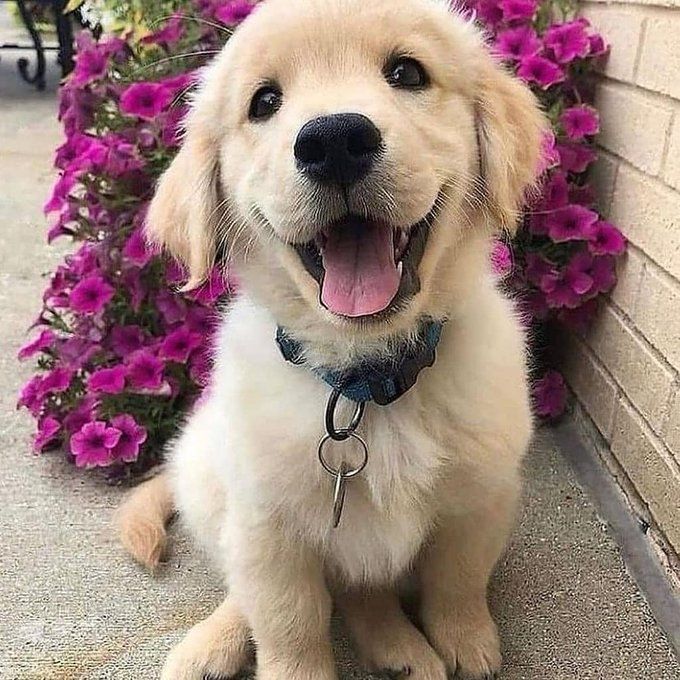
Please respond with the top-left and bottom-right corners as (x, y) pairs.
(63, 0), (84, 14)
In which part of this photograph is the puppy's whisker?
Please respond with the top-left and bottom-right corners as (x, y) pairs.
(131, 51), (221, 76)
(150, 13), (235, 36)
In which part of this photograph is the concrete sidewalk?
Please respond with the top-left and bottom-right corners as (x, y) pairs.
(1, 34), (679, 680)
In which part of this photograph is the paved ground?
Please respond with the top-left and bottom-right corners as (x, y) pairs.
(1, 14), (679, 680)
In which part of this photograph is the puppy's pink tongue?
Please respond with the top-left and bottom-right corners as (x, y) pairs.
(321, 221), (400, 317)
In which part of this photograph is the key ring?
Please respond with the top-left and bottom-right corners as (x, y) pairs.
(317, 432), (369, 479)
(319, 389), (369, 527)
(325, 388), (365, 441)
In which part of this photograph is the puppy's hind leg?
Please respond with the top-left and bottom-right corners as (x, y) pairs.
(337, 589), (447, 680)
(161, 595), (252, 680)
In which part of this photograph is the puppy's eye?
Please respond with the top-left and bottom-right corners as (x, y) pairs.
(249, 86), (283, 121)
(385, 57), (429, 89)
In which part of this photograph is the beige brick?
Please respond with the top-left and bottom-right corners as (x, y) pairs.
(634, 264), (680, 371)
(562, 336), (618, 438)
(588, 150), (618, 217)
(664, 114), (680, 191)
(665, 392), (680, 465)
(637, 15), (680, 100)
(581, 4), (645, 82)
(612, 399), (680, 552)
(610, 246), (644, 316)
(596, 82), (673, 174)
(587, 303), (675, 432)
(609, 164), (680, 280)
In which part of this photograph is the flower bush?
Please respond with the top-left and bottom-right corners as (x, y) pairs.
(469, 0), (626, 417)
(18, 0), (624, 475)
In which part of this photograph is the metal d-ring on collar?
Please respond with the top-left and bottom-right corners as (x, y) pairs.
(318, 388), (369, 527)
(324, 387), (365, 441)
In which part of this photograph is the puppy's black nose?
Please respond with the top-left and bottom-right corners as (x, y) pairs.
(294, 113), (382, 185)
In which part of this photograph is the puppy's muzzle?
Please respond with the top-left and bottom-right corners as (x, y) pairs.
(294, 113), (383, 186)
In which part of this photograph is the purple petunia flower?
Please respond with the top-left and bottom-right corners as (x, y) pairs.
(541, 171), (570, 210)
(533, 370), (567, 418)
(159, 326), (203, 363)
(69, 275), (115, 314)
(122, 269), (147, 311)
(18, 329), (56, 361)
(70, 420), (121, 468)
(63, 397), (98, 435)
(159, 106), (188, 148)
(560, 105), (600, 140)
(214, 0), (255, 24)
(102, 134), (145, 177)
(70, 45), (108, 87)
(110, 414), (147, 462)
(544, 275), (581, 308)
(17, 375), (45, 416)
(126, 350), (165, 391)
(588, 33), (608, 57)
(537, 130), (560, 175)
(517, 56), (564, 89)
(110, 325), (146, 357)
(564, 251), (594, 297)
(34, 416), (61, 453)
(491, 241), (513, 277)
(186, 268), (231, 305)
(122, 228), (153, 267)
(59, 336), (101, 369)
(186, 306), (218, 335)
(544, 21), (590, 64)
(525, 253), (557, 291)
(44, 173), (76, 214)
(120, 83), (173, 121)
(156, 289), (187, 325)
(39, 367), (73, 396)
(88, 366), (127, 394)
(494, 26), (542, 61)
(140, 15), (185, 48)
(499, 0), (537, 22)
(588, 221), (626, 256)
(556, 141), (597, 173)
(590, 256), (617, 294)
(476, 0), (504, 25)
(545, 205), (598, 242)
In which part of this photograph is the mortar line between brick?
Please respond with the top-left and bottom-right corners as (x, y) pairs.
(660, 111), (676, 177)
(632, 16), (648, 81)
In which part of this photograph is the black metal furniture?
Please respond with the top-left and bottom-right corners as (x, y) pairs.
(0, 0), (74, 90)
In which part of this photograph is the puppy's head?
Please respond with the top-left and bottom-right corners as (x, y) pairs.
(148, 0), (545, 340)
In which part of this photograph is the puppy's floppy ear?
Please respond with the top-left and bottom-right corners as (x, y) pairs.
(475, 55), (547, 233)
(145, 80), (223, 289)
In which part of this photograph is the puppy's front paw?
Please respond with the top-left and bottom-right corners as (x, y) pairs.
(352, 623), (447, 680)
(161, 615), (251, 680)
(424, 607), (501, 680)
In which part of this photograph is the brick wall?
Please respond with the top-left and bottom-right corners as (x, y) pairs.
(564, 0), (680, 558)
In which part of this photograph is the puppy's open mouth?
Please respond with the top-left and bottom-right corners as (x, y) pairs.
(294, 205), (437, 319)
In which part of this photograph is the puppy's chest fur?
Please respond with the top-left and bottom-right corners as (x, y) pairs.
(215, 302), (460, 585)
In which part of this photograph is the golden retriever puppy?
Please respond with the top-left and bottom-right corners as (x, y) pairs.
(116, 0), (546, 678)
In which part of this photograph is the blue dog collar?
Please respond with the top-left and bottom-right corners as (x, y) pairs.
(275, 319), (445, 406)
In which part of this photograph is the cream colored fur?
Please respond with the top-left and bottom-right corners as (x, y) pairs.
(117, 0), (546, 677)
